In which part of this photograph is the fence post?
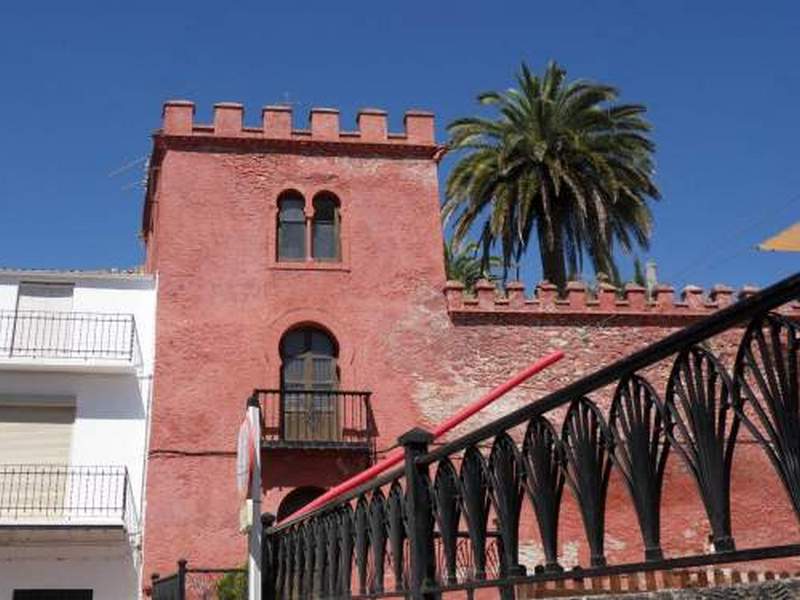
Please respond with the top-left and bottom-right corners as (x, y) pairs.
(261, 512), (277, 600)
(246, 394), (263, 600)
(121, 467), (128, 521)
(128, 315), (137, 362)
(399, 427), (439, 600)
(177, 558), (187, 600)
(150, 573), (159, 599)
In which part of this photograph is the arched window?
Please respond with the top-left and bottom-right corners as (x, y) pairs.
(280, 327), (339, 441)
(277, 192), (306, 261)
(312, 193), (340, 261)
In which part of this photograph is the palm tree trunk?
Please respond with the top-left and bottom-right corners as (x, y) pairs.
(537, 217), (567, 292)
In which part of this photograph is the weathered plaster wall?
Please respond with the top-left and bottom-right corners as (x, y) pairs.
(142, 103), (446, 580)
(141, 101), (799, 586)
(388, 303), (798, 573)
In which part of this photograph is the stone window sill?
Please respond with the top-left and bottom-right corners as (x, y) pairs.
(270, 260), (350, 272)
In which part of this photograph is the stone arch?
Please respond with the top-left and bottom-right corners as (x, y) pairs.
(276, 486), (327, 521)
(264, 308), (357, 389)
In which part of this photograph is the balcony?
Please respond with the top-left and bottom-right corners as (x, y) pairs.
(0, 465), (139, 545)
(255, 389), (376, 454)
(0, 310), (141, 373)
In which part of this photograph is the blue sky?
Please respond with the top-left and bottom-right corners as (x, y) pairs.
(1, 1), (798, 290)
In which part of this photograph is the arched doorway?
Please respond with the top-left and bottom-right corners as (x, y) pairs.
(276, 486), (326, 522)
(279, 326), (339, 441)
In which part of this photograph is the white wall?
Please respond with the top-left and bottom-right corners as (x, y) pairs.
(0, 371), (151, 507)
(0, 272), (156, 599)
(0, 273), (156, 502)
(0, 273), (157, 369)
(71, 278), (157, 368)
(0, 543), (138, 600)
(0, 283), (16, 313)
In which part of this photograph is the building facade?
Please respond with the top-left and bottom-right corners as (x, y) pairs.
(140, 101), (799, 592)
(0, 269), (156, 600)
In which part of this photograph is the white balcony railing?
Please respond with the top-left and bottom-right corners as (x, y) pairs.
(0, 464), (139, 533)
(0, 310), (141, 367)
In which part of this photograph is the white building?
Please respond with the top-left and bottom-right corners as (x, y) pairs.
(0, 269), (156, 600)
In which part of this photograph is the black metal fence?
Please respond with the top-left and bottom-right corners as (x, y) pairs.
(0, 310), (141, 363)
(151, 559), (249, 600)
(0, 464), (138, 532)
(256, 389), (375, 452)
(263, 272), (800, 598)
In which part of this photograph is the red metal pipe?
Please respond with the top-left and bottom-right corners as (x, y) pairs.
(279, 350), (564, 523)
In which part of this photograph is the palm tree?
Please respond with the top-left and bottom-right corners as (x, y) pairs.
(443, 61), (660, 291)
(444, 237), (500, 291)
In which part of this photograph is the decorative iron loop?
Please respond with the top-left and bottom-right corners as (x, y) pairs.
(664, 345), (739, 552)
(278, 531), (291, 599)
(293, 525), (303, 599)
(609, 374), (670, 561)
(734, 312), (800, 524)
(459, 445), (491, 580)
(368, 490), (388, 594)
(487, 432), (526, 577)
(324, 513), (339, 596)
(337, 505), (354, 597)
(354, 495), (370, 595)
(521, 415), (564, 572)
(386, 481), (407, 592)
(562, 396), (614, 567)
(432, 459), (460, 585)
(303, 522), (315, 597)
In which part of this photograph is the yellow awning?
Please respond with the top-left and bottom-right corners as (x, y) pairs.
(759, 222), (800, 252)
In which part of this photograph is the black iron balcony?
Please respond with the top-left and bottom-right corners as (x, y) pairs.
(0, 310), (141, 365)
(0, 464), (139, 532)
(255, 389), (375, 453)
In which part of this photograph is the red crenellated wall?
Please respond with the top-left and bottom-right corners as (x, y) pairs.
(141, 100), (800, 589)
(142, 101), (447, 579)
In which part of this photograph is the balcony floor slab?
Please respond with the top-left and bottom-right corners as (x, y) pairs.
(0, 522), (130, 547)
(0, 358), (137, 374)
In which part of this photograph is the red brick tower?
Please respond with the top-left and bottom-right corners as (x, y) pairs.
(141, 100), (800, 588)
(141, 101), (445, 576)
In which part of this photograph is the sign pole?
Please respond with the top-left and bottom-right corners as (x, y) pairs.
(247, 396), (262, 600)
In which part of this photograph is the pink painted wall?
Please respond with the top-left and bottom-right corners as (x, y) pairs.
(141, 101), (800, 590)
(142, 102), (445, 579)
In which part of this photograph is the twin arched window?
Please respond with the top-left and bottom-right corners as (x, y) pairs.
(277, 192), (341, 262)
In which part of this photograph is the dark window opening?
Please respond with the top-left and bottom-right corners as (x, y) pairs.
(312, 194), (340, 261)
(14, 591), (93, 600)
(276, 486), (326, 521)
(279, 327), (339, 441)
(277, 194), (306, 261)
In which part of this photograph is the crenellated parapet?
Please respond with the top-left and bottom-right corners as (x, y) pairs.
(444, 279), (799, 319)
(158, 100), (439, 154)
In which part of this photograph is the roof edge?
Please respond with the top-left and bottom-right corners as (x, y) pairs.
(0, 268), (155, 283)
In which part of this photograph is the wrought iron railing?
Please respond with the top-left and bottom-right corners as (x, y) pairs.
(0, 310), (141, 364)
(262, 272), (800, 598)
(0, 464), (138, 532)
(255, 389), (375, 452)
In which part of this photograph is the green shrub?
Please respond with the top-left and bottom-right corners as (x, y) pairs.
(216, 567), (247, 600)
